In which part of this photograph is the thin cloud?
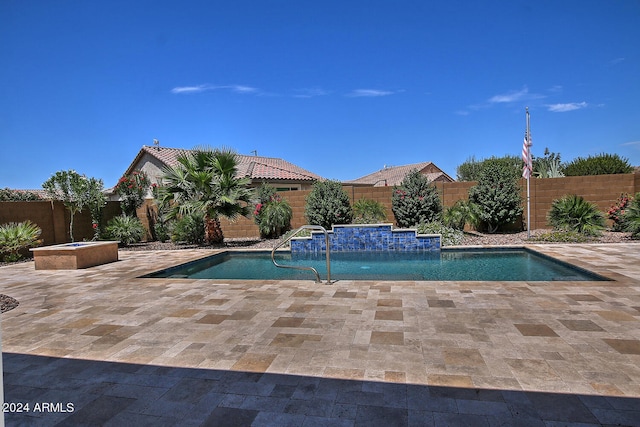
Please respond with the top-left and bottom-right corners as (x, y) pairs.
(488, 87), (544, 104)
(293, 88), (330, 98)
(171, 84), (212, 94)
(171, 84), (259, 95)
(346, 89), (397, 97)
(547, 102), (588, 112)
(621, 140), (640, 147)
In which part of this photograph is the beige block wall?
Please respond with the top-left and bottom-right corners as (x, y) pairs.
(3, 173), (638, 242)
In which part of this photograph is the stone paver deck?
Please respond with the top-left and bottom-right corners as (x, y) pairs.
(1, 243), (639, 426)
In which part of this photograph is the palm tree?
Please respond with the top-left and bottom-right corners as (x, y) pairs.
(160, 148), (254, 244)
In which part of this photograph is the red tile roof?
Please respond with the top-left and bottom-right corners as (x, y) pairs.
(346, 162), (454, 186)
(127, 146), (324, 182)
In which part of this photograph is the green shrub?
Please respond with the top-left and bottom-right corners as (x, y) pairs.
(416, 222), (463, 246)
(562, 153), (633, 176)
(105, 215), (145, 246)
(528, 230), (591, 243)
(391, 170), (442, 228)
(305, 180), (353, 230)
(442, 200), (481, 230)
(256, 197), (293, 238)
(352, 198), (387, 224)
(456, 155), (521, 181)
(468, 160), (523, 233)
(547, 195), (606, 236)
(0, 221), (42, 262)
(171, 213), (205, 244)
(621, 193), (640, 239)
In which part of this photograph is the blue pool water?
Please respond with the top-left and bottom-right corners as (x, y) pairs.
(143, 249), (607, 281)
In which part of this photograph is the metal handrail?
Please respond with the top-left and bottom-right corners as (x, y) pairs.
(271, 225), (332, 284)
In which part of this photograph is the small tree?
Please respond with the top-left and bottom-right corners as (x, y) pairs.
(305, 180), (353, 230)
(114, 170), (151, 217)
(43, 170), (100, 242)
(468, 160), (523, 233)
(391, 170), (442, 228)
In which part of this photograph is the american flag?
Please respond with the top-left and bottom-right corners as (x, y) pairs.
(522, 130), (532, 179)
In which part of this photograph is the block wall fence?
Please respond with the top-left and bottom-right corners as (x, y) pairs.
(2, 173), (639, 243)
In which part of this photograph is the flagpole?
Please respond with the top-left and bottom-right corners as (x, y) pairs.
(526, 107), (531, 238)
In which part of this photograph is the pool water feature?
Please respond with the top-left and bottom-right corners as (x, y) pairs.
(142, 248), (608, 281)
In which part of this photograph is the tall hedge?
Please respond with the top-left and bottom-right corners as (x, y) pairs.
(304, 180), (353, 230)
(468, 159), (523, 233)
(563, 153), (633, 176)
(391, 169), (442, 227)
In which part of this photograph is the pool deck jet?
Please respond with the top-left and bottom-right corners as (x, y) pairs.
(1, 243), (639, 425)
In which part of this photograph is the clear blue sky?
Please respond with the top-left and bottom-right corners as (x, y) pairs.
(2, 0), (639, 190)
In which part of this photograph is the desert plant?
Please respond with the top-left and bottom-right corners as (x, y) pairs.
(352, 198), (387, 224)
(547, 195), (606, 236)
(161, 148), (253, 244)
(256, 197), (293, 238)
(468, 160), (523, 233)
(442, 200), (481, 230)
(0, 221), (42, 262)
(562, 153), (633, 176)
(171, 212), (205, 244)
(105, 215), (145, 246)
(391, 170), (442, 228)
(253, 184), (293, 238)
(115, 170), (151, 217)
(305, 180), (353, 230)
(608, 193), (633, 232)
(42, 170), (104, 242)
(416, 221), (463, 246)
(620, 193), (640, 238)
(533, 148), (564, 178)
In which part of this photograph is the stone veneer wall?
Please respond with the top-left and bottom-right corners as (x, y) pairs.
(290, 224), (441, 253)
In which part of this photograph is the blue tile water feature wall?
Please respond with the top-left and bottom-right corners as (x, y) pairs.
(290, 224), (441, 253)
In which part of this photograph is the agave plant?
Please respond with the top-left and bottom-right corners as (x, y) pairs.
(0, 220), (42, 262)
(547, 195), (606, 236)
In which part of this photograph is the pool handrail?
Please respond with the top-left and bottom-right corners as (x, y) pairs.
(271, 225), (332, 284)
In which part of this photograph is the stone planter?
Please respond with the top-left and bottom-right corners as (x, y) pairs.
(30, 241), (119, 270)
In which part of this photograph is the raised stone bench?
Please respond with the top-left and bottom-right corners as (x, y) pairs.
(290, 224), (441, 253)
(30, 241), (119, 270)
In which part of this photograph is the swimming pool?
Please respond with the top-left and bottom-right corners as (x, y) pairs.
(142, 248), (608, 281)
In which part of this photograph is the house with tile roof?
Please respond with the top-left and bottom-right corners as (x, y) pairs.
(119, 146), (324, 196)
(345, 162), (454, 187)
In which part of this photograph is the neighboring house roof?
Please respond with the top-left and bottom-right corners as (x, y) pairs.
(346, 162), (454, 187)
(124, 146), (324, 183)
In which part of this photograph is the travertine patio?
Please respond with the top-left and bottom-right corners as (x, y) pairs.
(1, 243), (639, 425)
